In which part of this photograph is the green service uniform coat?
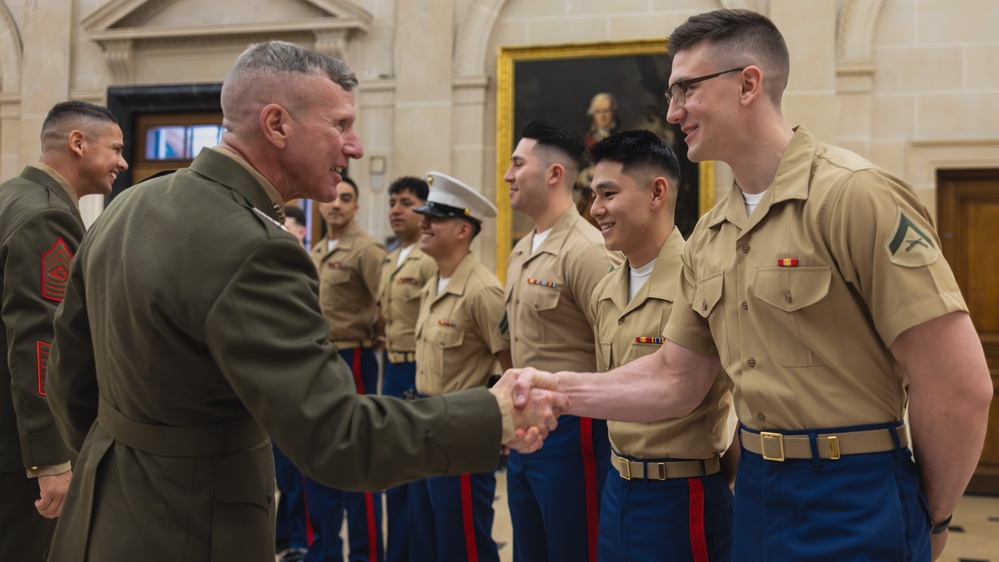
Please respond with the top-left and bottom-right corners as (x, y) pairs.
(0, 165), (80, 560)
(45, 148), (503, 562)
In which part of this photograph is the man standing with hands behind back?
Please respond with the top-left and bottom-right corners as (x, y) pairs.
(511, 9), (992, 562)
(310, 176), (388, 562)
(0, 101), (127, 561)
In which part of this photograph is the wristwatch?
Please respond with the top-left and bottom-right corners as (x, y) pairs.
(931, 514), (953, 535)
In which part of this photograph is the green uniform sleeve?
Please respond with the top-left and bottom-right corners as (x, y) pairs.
(204, 237), (502, 491)
(3, 208), (80, 466)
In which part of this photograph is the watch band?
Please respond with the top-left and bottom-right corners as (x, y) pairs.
(931, 514), (953, 535)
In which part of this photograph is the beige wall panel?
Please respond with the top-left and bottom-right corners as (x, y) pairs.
(527, 16), (607, 44)
(873, 0), (916, 47)
(133, 0), (325, 27)
(771, 0), (836, 92)
(490, 19), (529, 52)
(917, 92), (999, 139)
(355, 23), (396, 81)
(608, 14), (688, 42)
(872, 94), (916, 139)
(917, 0), (998, 44)
(649, 0), (717, 11)
(967, 43), (999, 90)
(133, 46), (243, 84)
(874, 45), (962, 93)
(570, 0), (650, 16)
(782, 94), (838, 141)
(835, 93), (873, 140)
(870, 140), (908, 178)
(70, 35), (106, 93)
(502, 0), (566, 19)
(394, 103), (452, 177)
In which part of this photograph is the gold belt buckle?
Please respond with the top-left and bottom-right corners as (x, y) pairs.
(760, 431), (785, 462)
(618, 456), (632, 480)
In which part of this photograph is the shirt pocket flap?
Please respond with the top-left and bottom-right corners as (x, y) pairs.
(753, 266), (831, 312)
(692, 272), (724, 319)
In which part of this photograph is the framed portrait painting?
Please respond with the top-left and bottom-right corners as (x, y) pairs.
(495, 38), (715, 279)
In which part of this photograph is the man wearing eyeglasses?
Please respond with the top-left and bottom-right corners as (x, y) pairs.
(510, 9), (991, 562)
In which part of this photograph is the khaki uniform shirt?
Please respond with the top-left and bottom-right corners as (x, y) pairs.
(665, 127), (967, 431)
(592, 228), (731, 460)
(310, 224), (387, 344)
(505, 207), (621, 372)
(0, 165), (79, 476)
(415, 253), (509, 396)
(378, 245), (437, 353)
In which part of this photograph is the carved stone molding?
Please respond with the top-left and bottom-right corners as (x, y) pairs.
(0, 1), (22, 93)
(836, 0), (884, 94)
(101, 39), (134, 85)
(81, 0), (373, 85)
(314, 29), (348, 59)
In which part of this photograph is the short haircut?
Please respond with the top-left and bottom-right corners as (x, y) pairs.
(283, 204), (307, 225)
(41, 101), (118, 143)
(338, 175), (359, 201)
(388, 176), (429, 201)
(221, 40), (358, 120)
(520, 119), (587, 178)
(668, 9), (790, 105)
(587, 130), (681, 209)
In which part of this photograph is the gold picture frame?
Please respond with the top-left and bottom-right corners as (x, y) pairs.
(495, 38), (715, 280)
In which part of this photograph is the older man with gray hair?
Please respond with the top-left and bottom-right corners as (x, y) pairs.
(44, 41), (565, 562)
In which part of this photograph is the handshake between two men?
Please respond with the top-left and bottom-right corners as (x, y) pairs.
(488, 367), (566, 453)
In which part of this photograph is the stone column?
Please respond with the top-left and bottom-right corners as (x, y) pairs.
(393, 0), (454, 175)
(18, 0), (72, 167)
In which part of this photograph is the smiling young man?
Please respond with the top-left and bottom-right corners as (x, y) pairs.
(511, 9), (992, 562)
(587, 130), (734, 562)
(502, 119), (621, 562)
(408, 171), (511, 562)
(376, 175), (438, 562)
(0, 100), (126, 562)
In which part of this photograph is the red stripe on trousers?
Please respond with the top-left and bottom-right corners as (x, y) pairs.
(302, 473), (315, 546)
(460, 474), (479, 562)
(579, 418), (598, 562)
(688, 477), (709, 562)
(350, 349), (379, 562)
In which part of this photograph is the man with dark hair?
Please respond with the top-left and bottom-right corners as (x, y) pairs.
(408, 171), (511, 562)
(283, 204), (308, 247)
(308, 175), (387, 562)
(376, 175), (437, 562)
(45, 41), (564, 562)
(512, 9), (991, 562)
(587, 130), (734, 562)
(0, 100), (127, 561)
(502, 119), (620, 562)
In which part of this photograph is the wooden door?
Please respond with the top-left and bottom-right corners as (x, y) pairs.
(938, 169), (999, 494)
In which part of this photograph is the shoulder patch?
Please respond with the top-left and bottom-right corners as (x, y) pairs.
(41, 237), (73, 302)
(885, 210), (939, 267)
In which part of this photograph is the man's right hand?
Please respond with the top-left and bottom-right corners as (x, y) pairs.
(490, 369), (569, 453)
(35, 470), (72, 518)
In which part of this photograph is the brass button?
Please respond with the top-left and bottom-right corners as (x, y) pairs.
(747, 358), (757, 368)
(785, 291), (792, 303)
(741, 301), (748, 311)
(756, 411), (766, 422)
(742, 244), (750, 253)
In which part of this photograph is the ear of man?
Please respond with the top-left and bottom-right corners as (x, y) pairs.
(649, 176), (669, 211)
(68, 130), (86, 158)
(739, 66), (766, 107)
(260, 103), (292, 148)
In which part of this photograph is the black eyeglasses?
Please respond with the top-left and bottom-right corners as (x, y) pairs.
(665, 68), (745, 107)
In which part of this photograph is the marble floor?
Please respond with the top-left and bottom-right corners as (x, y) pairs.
(284, 469), (999, 561)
